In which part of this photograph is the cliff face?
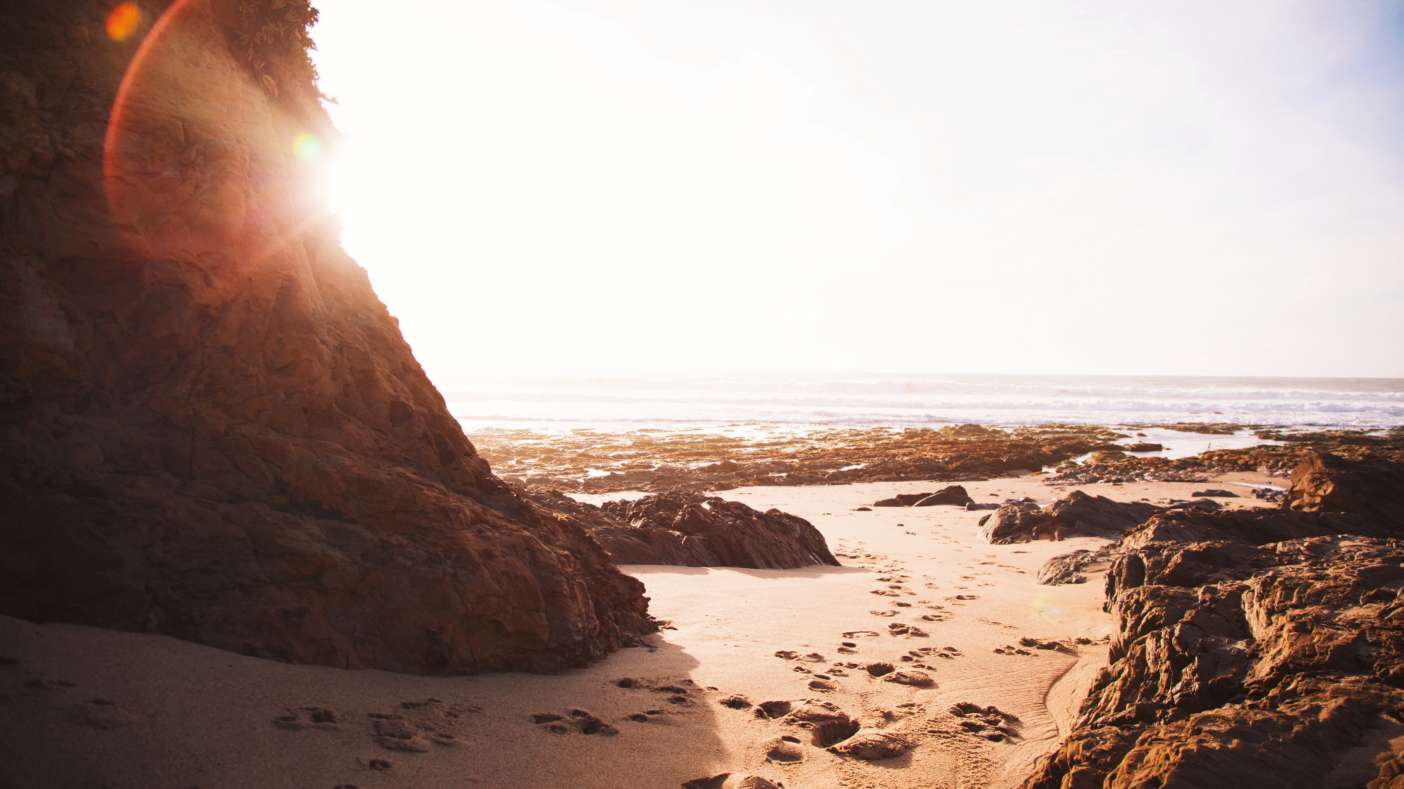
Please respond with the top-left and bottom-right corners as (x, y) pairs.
(0, 0), (653, 673)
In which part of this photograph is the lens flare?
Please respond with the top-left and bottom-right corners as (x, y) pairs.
(293, 132), (322, 161)
(106, 2), (142, 42)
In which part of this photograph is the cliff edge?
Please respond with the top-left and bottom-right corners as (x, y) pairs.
(0, 0), (653, 674)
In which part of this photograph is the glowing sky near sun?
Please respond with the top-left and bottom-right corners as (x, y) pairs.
(309, 1), (1404, 382)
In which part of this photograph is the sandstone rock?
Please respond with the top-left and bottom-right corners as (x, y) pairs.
(0, 0), (652, 674)
(1289, 452), (1404, 530)
(1022, 491), (1404, 787)
(584, 493), (839, 569)
(1037, 547), (1113, 585)
(983, 491), (1158, 544)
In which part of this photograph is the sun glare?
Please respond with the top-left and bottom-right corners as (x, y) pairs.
(293, 131), (322, 161)
(105, 2), (141, 42)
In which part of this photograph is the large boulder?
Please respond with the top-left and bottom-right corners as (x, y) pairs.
(873, 484), (973, 508)
(1289, 451), (1404, 530)
(0, 0), (652, 674)
(592, 493), (840, 569)
(982, 491), (1159, 544)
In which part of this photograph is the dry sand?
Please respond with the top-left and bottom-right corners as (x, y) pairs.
(0, 473), (1276, 788)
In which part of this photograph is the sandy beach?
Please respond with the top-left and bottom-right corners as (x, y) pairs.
(0, 472), (1276, 789)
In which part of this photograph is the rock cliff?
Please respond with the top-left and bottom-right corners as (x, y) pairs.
(0, 0), (652, 673)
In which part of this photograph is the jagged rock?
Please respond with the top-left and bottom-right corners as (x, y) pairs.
(1191, 488), (1238, 498)
(1289, 451), (1404, 530)
(1022, 479), (1404, 788)
(0, 0), (652, 674)
(1037, 547), (1114, 585)
(982, 491), (1159, 544)
(874, 485), (973, 508)
(584, 493), (840, 569)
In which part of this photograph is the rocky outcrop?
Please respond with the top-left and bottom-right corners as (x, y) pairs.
(592, 493), (840, 569)
(1022, 461), (1404, 787)
(0, 0), (652, 674)
(1037, 547), (1114, 585)
(1289, 451), (1404, 531)
(478, 423), (1128, 493)
(981, 491), (1160, 544)
(874, 485), (974, 508)
(872, 484), (974, 508)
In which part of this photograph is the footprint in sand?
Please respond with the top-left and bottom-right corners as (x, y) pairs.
(865, 662), (895, 677)
(765, 735), (807, 763)
(842, 630), (880, 638)
(753, 700), (793, 719)
(531, 709), (619, 736)
(883, 669), (936, 688)
(947, 702), (1022, 742)
(869, 610), (899, 617)
(719, 694), (753, 710)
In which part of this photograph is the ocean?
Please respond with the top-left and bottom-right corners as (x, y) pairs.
(441, 373), (1404, 434)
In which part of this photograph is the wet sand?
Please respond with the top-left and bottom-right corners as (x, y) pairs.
(0, 473), (1275, 788)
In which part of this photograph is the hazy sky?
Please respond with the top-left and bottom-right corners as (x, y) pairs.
(310, 1), (1404, 382)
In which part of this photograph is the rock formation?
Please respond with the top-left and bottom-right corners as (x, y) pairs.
(1023, 456), (1404, 787)
(477, 423), (1127, 493)
(1289, 451), (1404, 531)
(588, 493), (839, 569)
(0, 0), (652, 673)
(873, 485), (974, 508)
(981, 491), (1160, 544)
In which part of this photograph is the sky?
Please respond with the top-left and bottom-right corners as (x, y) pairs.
(308, 1), (1404, 383)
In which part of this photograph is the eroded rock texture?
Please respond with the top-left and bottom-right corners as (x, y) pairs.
(0, 0), (652, 673)
(982, 491), (1160, 544)
(1289, 451), (1404, 531)
(1023, 457), (1404, 788)
(593, 493), (840, 569)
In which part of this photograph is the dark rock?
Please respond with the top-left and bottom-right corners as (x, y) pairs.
(1191, 489), (1238, 498)
(874, 485), (973, 508)
(576, 493), (839, 569)
(983, 492), (1159, 544)
(0, 0), (652, 675)
(914, 486), (975, 507)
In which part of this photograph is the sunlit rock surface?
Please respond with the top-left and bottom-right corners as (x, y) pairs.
(1023, 456), (1404, 787)
(0, 0), (652, 674)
